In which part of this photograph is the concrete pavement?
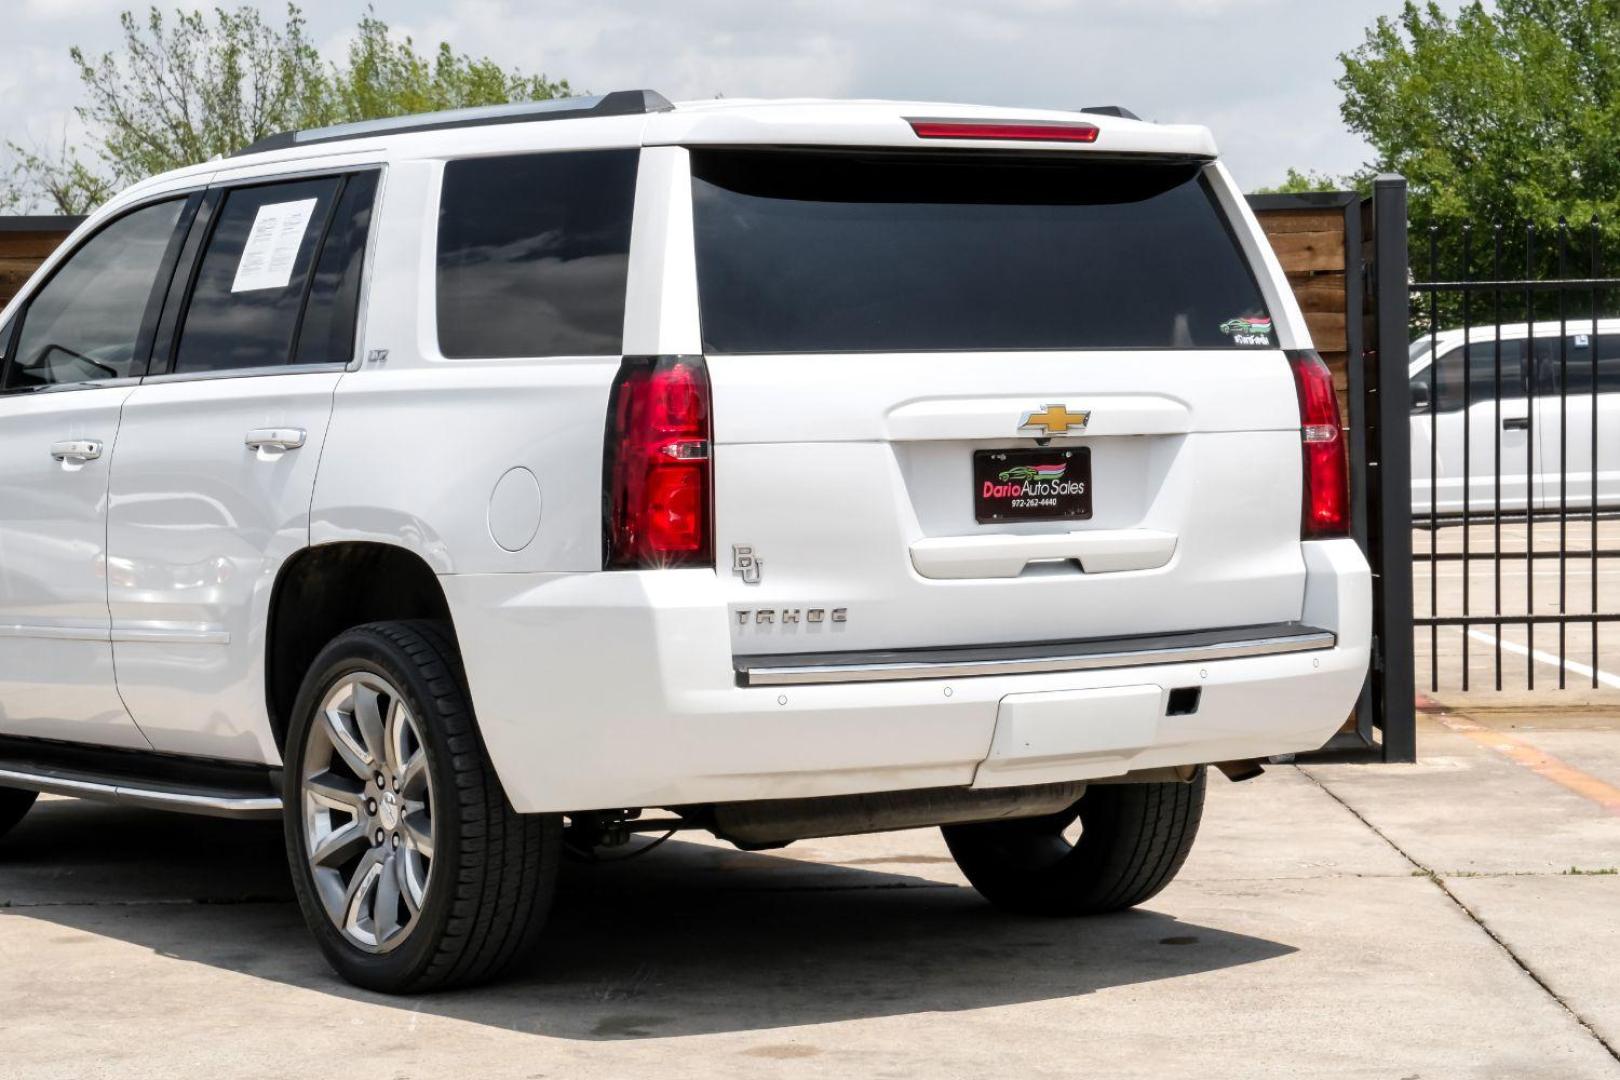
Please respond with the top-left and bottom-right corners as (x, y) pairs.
(2, 708), (1618, 1079)
(1413, 517), (1620, 698)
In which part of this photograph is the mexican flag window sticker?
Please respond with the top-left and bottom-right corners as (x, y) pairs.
(1220, 314), (1274, 346)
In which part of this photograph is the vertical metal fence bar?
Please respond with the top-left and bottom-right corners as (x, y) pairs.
(1374, 176), (1415, 762)
(1525, 224), (1536, 688)
(1429, 228), (1440, 691)
(1461, 225), (1473, 690)
(1493, 226), (1504, 688)
(1558, 221), (1570, 686)
(1592, 218), (1602, 688)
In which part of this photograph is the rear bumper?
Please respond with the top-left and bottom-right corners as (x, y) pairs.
(444, 538), (1371, 813)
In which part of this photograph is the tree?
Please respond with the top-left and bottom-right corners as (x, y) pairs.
(7, 4), (571, 213)
(4, 139), (115, 216)
(68, 6), (330, 188)
(1251, 167), (1347, 196)
(333, 12), (570, 121)
(1336, 0), (1620, 275)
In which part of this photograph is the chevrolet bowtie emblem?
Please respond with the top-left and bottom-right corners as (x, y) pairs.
(1018, 404), (1090, 436)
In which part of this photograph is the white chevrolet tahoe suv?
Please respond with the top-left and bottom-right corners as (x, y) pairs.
(0, 91), (1370, 993)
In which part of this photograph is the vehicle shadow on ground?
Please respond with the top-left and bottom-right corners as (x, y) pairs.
(0, 798), (1296, 1040)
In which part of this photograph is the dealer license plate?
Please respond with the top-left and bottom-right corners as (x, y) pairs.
(973, 447), (1092, 524)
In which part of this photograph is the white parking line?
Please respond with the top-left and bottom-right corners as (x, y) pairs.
(1465, 627), (1620, 689)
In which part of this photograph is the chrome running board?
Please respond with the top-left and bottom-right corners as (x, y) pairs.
(0, 738), (282, 820)
(734, 622), (1336, 687)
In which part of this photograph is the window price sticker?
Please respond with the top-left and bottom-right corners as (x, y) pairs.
(232, 198), (318, 292)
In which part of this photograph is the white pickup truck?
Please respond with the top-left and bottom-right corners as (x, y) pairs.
(1410, 322), (1620, 514)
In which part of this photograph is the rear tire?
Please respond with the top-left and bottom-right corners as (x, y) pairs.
(0, 787), (37, 840)
(283, 619), (560, 993)
(943, 769), (1206, 915)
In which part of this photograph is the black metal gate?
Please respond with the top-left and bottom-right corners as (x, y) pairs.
(1251, 175), (1620, 762)
(1250, 179), (1417, 762)
(1355, 177), (1417, 759)
(1410, 204), (1620, 693)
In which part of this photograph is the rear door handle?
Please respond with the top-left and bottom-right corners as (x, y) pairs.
(50, 439), (103, 463)
(245, 428), (306, 452)
(1503, 417), (1530, 431)
(910, 529), (1179, 579)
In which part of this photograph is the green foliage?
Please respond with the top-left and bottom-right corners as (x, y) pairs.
(1256, 1), (1620, 330)
(69, 6), (330, 186)
(1251, 167), (1347, 196)
(1337, 0), (1620, 278)
(5, 139), (116, 216)
(333, 11), (569, 121)
(1262, 1), (1620, 286)
(7, 4), (571, 213)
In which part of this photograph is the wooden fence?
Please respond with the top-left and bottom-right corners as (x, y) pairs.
(0, 216), (81, 310)
(1248, 192), (1358, 420)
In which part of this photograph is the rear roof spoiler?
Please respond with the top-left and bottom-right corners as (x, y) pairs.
(1078, 105), (1142, 121)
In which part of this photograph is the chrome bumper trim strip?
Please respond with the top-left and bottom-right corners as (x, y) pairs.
(735, 623), (1337, 687)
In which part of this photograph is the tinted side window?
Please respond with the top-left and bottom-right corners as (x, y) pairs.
(174, 178), (340, 374)
(293, 171), (379, 366)
(6, 199), (184, 390)
(1410, 367), (1432, 411)
(436, 149), (638, 358)
(1532, 332), (1620, 395)
(1433, 340), (1527, 412)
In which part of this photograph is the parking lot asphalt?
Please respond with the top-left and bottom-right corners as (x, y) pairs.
(2, 707), (1619, 1079)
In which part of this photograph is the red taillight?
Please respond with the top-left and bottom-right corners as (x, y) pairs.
(1288, 349), (1349, 539)
(605, 356), (713, 568)
(906, 118), (1100, 143)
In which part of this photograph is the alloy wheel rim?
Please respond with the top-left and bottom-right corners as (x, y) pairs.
(301, 671), (434, 954)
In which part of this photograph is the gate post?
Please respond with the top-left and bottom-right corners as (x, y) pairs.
(1370, 174), (1417, 761)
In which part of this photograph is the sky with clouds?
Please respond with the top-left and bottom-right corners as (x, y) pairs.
(1, 0), (1455, 201)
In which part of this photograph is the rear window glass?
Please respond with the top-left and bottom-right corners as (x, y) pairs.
(691, 150), (1272, 354)
(436, 149), (638, 359)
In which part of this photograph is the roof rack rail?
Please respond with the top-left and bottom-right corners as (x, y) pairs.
(1077, 105), (1141, 121)
(234, 89), (675, 157)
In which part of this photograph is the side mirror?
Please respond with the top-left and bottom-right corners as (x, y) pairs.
(1410, 382), (1431, 412)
